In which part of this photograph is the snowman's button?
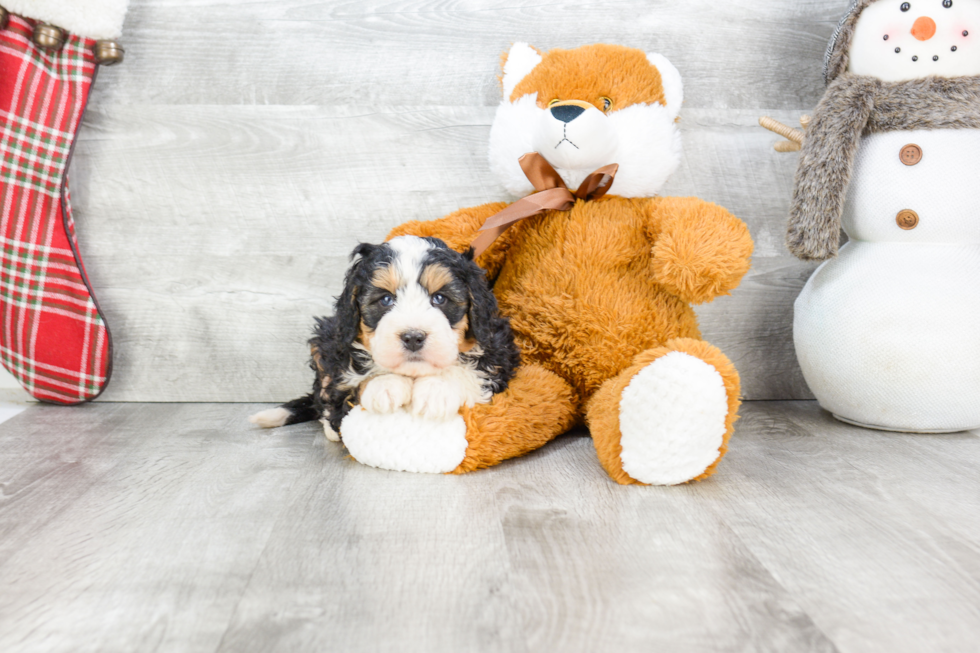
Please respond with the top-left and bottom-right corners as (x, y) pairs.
(897, 209), (920, 230)
(900, 144), (923, 166)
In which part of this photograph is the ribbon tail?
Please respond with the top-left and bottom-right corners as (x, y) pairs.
(471, 227), (507, 259)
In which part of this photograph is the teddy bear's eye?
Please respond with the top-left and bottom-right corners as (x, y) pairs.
(548, 99), (560, 107)
(600, 97), (612, 111)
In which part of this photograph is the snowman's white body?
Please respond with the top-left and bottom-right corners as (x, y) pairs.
(795, 128), (980, 432)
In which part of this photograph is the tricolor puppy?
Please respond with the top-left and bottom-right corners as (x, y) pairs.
(250, 236), (520, 439)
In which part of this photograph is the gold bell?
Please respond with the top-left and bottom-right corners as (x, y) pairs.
(0, 6), (9, 30)
(93, 40), (124, 66)
(33, 23), (66, 50)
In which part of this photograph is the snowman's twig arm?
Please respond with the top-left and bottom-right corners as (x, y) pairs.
(760, 117), (805, 145)
(788, 74), (878, 261)
(642, 197), (754, 305)
(387, 202), (511, 280)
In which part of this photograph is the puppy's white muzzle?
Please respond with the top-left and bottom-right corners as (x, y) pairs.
(533, 103), (619, 172)
(371, 306), (459, 376)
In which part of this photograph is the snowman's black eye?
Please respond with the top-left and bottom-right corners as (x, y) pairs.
(934, 55), (940, 60)
(944, 0), (953, 7)
(901, 2), (911, 11)
(896, 47), (902, 53)
(952, 45), (958, 51)
(912, 55), (919, 61)
(965, 30), (971, 36)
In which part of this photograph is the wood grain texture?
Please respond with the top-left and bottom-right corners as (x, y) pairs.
(66, 0), (846, 401)
(1, 402), (978, 652)
(98, 0), (840, 109)
(72, 106), (815, 402)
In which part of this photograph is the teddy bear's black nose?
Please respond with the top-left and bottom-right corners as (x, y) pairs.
(550, 105), (585, 123)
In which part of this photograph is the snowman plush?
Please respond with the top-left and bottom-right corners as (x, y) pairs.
(787, 0), (980, 432)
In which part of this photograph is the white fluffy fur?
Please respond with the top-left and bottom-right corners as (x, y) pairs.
(532, 103), (620, 171)
(849, 0), (980, 81)
(341, 407), (469, 474)
(2, 0), (129, 39)
(360, 374), (414, 414)
(502, 43), (543, 101)
(248, 407), (292, 429)
(618, 353), (728, 486)
(410, 361), (490, 420)
(646, 53), (684, 119)
(489, 94), (683, 198)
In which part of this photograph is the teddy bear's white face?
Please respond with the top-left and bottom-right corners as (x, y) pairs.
(488, 44), (684, 199)
(849, 0), (980, 80)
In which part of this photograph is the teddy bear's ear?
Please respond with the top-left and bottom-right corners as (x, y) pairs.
(646, 53), (684, 120)
(501, 42), (543, 101)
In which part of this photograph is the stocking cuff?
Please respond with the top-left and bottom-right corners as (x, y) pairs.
(2, 0), (129, 40)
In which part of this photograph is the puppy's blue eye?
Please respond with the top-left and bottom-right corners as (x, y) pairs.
(379, 294), (395, 307)
(431, 293), (447, 306)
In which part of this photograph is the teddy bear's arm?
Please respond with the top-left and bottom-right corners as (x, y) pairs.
(386, 202), (511, 279)
(642, 197), (754, 305)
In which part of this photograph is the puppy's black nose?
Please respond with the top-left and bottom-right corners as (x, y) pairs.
(400, 330), (427, 352)
(551, 105), (585, 123)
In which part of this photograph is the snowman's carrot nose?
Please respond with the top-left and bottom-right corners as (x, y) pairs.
(912, 16), (937, 41)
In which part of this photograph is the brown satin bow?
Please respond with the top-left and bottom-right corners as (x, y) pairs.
(471, 153), (619, 257)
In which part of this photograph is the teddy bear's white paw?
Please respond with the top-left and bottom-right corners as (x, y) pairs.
(411, 376), (462, 421)
(619, 352), (729, 486)
(360, 374), (413, 414)
(341, 407), (468, 474)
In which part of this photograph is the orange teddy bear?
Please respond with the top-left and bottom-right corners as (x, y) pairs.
(388, 43), (754, 485)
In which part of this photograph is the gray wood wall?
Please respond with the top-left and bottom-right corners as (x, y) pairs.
(66, 0), (847, 402)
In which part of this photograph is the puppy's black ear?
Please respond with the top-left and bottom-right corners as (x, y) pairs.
(333, 243), (377, 345)
(462, 256), (520, 389)
(463, 259), (497, 345)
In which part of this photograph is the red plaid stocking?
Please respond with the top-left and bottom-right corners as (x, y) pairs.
(0, 14), (111, 403)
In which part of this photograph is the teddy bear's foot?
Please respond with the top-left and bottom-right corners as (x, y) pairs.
(618, 353), (728, 485)
(587, 338), (741, 486)
(452, 363), (579, 474)
(338, 364), (577, 475)
(341, 407), (468, 474)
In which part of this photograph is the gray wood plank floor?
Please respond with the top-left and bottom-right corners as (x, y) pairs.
(1, 402), (977, 652)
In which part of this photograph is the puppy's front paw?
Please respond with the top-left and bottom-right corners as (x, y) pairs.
(411, 376), (462, 421)
(320, 417), (341, 442)
(360, 375), (413, 414)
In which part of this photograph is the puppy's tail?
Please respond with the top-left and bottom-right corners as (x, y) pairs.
(249, 394), (318, 428)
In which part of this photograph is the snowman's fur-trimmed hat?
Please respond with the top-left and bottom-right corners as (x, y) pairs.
(824, 0), (877, 83)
